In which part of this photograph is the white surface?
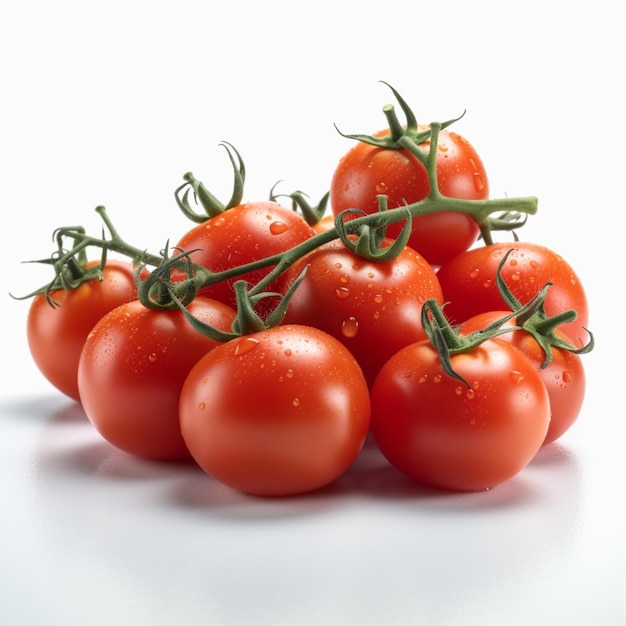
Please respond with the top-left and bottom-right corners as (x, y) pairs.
(1, 2), (625, 625)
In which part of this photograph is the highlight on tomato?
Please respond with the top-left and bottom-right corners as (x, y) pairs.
(179, 324), (371, 497)
(78, 296), (237, 461)
(330, 83), (489, 266)
(25, 258), (140, 401)
(370, 299), (551, 492)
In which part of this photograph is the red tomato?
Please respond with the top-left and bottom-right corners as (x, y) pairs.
(330, 127), (489, 266)
(174, 201), (315, 310)
(311, 214), (336, 234)
(179, 324), (371, 496)
(27, 259), (139, 401)
(78, 297), (236, 461)
(459, 311), (586, 445)
(436, 242), (590, 347)
(282, 237), (443, 387)
(370, 338), (550, 491)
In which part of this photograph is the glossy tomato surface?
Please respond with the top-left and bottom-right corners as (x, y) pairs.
(436, 242), (590, 347)
(370, 338), (550, 491)
(460, 311), (587, 445)
(78, 297), (236, 461)
(282, 237), (443, 386)
(174, 201), (315, 310)
(330, 128), (489, 266)
(27, 259), (139, 401)
(179, 324), (371, 496)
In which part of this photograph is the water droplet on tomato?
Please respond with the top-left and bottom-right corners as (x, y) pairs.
(148, 353), (157, 362)
(466, 389), (475, 400)
(198, 402), (206, 411)
(285, 369), (294, 378)
(336, 287), (350, 299)
(292, 398), (301, 407)
(454, 386), (464, 396)
(234, 336), (260, 356)
(269, 221), (289, 235)
(340, 274), (350, 284)
(469, 268), (480, 279)
(483, 279), (492, 288)
(562, 370), (572, 383)
(473, 173), (485, 192)
(374, 293), (383, 304)
(284, 349), (292, 357)
(509, 370), (525, 384)
(341, 316), (359, 338)
(375, 182), (388, 194)
(433, 374), (442, 383)
(510, 271), (521, 281)
(438, 143), (449, 153)
(530, 260), (539, 269)
(509, 258), (518, 267)
(335, 262), (342, 269)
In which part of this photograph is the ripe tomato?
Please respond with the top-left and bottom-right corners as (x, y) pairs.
(370, 338), (550, 491)
(26, 259), (139, 401)
(78, 297), (236, 461)
(174, 201), (315, 310)
(281, 237), (443, 387)
(329, 127), (489, 266)
(179, 324), (371, 496)
(459, 311), (587, 446)
(436, 242), (590, 347)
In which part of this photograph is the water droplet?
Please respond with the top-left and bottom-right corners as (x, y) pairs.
(198, 402), (206, 411)
(438, 143), (449, 153)
(148, 353), (157, 362)
(473, 173), (485, 191)
(341, 316), (359, 338)
(455, 386), (464, 396)
(466, 389), (475, 399)
(340, 274), (350, 284)
(341, 183), (349, 192)
(530, 260), (539, 269)
(284, 349), (292, 357)
(510, 370), (525, 384)
(292, 398), (300, 407)
(336, 287), (350, 299)
(334, 262), (342, 269)
(375, 182), (388, 194)
(374, 293), (384, 303)
(234, 336), (260, 356)
(418, 375), (428, 384)
(269, 221), (289, 235)
(433, 374), (442, 383)
(285, 369), (294, 378)
(367, 272), (375, 279)
(509, 258), (518, 267)
(562, 370), (572, 383)
(469, 268), (480, 279)
(373, 311), (380, 319)
(510, 271), (521, 281)
(483, 279), (492, 288)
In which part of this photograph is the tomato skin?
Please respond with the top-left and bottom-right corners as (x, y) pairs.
(179, 324), (371, 496)
(370, 338), (550, 491)
(330, 128), (488, 266)
(282, 238), (443, 387)
(174, 201), (315, 309)
(78, 297), (236, 461)
(436, 242), (590, 347)
(459, 311), (586, 445)
(26, 259), (139, 401)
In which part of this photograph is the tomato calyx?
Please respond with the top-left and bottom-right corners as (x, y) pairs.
(494, 249), (594, 367)
(422, 289), (548, 387)
(174, 141), (246, 223)
(269, 182), (330, 229)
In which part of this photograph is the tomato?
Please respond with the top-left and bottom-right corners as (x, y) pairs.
(179, 324), (371, 496)
(311, 214), (336, 234)
(436, 242), (590, 347)
(459, 311), (586, 445)
(370, 338), (550, 491)
(26, 259), (139, 401)
(281, 237), (443, 387)
(174, 201), (315, 310)
(329, 127), (489, 266)
(78, 297), (236, 461)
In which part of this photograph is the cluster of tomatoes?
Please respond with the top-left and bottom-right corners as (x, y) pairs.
(22, 84), (592, 497)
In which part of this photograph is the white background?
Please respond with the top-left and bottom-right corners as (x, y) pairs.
(1, 2), (625, 625)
